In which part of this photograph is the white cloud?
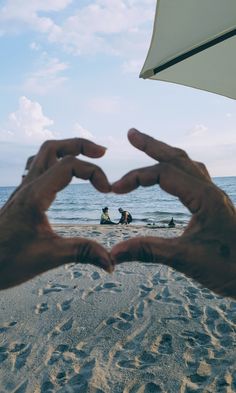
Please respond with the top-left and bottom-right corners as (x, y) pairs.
(29, 41), (40, 51)
(23, 55), (69, 95)
(50, 0), (155, 57)
(0, 1), (155, 61)
(0, 0), (72, 35)
(88, 96), (121, 114)
(187, 124), (208, 137)
(122, 58), (143, 74)
(74, 123), (94, 139)
(0, 96), (57, 144)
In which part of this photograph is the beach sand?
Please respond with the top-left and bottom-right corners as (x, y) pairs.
(0, 225), (235, 393)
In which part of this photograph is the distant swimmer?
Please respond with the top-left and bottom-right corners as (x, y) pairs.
(118, 208), (132, 224)
(168, 217), (176, 228)
(100, 207), (116, 225)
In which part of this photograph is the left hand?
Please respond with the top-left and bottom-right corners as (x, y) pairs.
(0, 138), (113, 290)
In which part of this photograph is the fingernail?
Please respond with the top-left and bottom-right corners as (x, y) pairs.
(128, 128), (139, 137)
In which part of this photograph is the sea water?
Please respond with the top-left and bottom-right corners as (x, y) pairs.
(0, 177), (235, 226)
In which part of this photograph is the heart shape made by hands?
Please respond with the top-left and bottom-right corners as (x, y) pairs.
(0, 129), (235, 298)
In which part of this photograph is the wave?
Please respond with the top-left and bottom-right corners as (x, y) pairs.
(142, 210), (189, 217)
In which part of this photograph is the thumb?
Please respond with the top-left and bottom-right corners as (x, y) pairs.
(26, 236), (114, 276)
(51, 237), (114, 273)
(111, 236), (181, 266)
(0, 237), (114, 290)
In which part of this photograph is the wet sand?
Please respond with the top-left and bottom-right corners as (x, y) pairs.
(0, 225), (235, 392)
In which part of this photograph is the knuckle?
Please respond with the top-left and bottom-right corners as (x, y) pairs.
(197, 162), (208, 174)
(173, 147), (188, 160)
(202, 184), (225, 208)
(60, 155), (76, 166)
(40, 140), (55, 152)
(197, 161), (205, 169)
(25, 155), (35, 170)
(77, 242), (93, 262)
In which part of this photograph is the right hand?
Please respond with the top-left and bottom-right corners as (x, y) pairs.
(112, 129), (236, 299)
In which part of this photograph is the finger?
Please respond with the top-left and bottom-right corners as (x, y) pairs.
(1, 237), (114, 288)
(112, 165), (159, 193)
(24, 155), (36, 172)
(44, 236), (114, 273)
(194, 161), (211, 181)
(128, 128), (210, 181)
(21, 155), (36, 183)
(26, 138), (107, 181)
(111, 236), (180, 265)
(30, 156), (111, 210)
(112, 162), (211, 214)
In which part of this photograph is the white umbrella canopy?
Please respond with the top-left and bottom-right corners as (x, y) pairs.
(140, 0), (236, 99)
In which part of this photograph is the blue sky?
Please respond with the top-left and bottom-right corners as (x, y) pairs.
(0, 0), (235, 186)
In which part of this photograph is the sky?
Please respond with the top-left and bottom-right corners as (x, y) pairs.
(0, 0), (235, 186)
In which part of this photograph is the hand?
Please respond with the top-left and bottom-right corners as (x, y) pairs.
(112, 129), (236, 298)
(0, 138), (113, 289)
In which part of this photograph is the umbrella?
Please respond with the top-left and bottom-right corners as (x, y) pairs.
(140, 0), (236, 99)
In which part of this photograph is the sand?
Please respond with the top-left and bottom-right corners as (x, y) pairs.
(0, 225), (235, 393)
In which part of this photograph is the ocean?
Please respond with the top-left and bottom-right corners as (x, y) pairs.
(0, 177), (235, 227)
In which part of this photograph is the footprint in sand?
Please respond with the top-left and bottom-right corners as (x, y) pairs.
(155, 286), (182, 304)
(91, 281), (122, 294)
(138, 351), (158, 368)
(204, 306), (220, 333)
(139, 284), (153, 298)
(187, 304), (202, 319)
(70, 270), (83, 279)
(47, 344), (70, 365)
(157, 333), (173, 355)
(135, 301), (146, 319)
(38, 283), (69, 296)
(67, 359), (96, 391)
(13, 380), (28, 393)
(152, 271), (167, 286)
(0, 345), (8, 363)
(181, 330), (211, 348)
(125, 382), (163, 393)
(223, 302), (236, 324)
(47, 343), (87, 366)
(105, 315), (132, 331)
(35, 302), (49, 314)
(0, 320), (17, 333)
(56, 370), (67, 387)
(57, 298), (73, 311)
(201, 288), (216, 300)
(184, 286), (200, 301)
(10, 343), (32, 370)
(105, 301), (146, 332)
(40, 379), (55, 393)
(55, 317), (74, 333)
(214, 378), (230, 393)
(123, 330), (147, 353)
(141, 382), (163, 393)
(232, 370), (236, 391)
(91, 271), (101, 280)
